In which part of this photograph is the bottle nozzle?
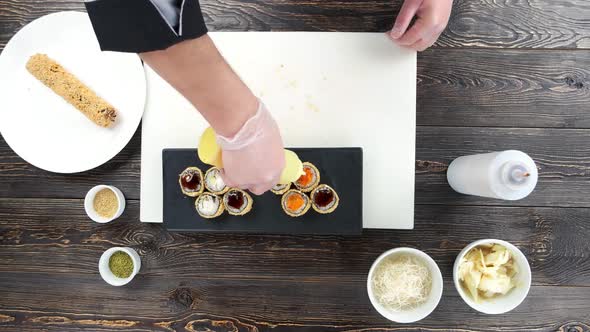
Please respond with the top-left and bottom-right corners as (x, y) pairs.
(502, 162), (531, 189)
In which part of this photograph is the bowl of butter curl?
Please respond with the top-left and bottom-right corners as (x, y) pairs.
(453, 239), (531, 314)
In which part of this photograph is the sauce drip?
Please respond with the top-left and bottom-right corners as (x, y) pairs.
(181, 171), (201, 191)
(227, 190), (245, 210)
(286, 193), (305, 211)
(296, 166), (314, 187)
(314, 187), (334, 208)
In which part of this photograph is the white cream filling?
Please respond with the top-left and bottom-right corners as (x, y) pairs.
(205, 169), (226, 192)
(197, 195), (220, 216)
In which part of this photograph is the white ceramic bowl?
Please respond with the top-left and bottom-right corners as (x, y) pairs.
(367, 247), (443, 323)
(99, 247), (141, 286)
(453, 239), (531, 314)
(84, 185), (125, 223)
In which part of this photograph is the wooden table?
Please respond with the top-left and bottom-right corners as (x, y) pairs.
(1, 1), (589, 331)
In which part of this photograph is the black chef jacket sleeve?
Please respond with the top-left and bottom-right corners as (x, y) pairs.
(84, 0), (208, 53)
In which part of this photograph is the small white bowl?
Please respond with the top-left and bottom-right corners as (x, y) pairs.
(367, 247), (443, 323)
(84, 185), (125, 223)
(453, 239), (531, 314)
(99, 247), (141, 286)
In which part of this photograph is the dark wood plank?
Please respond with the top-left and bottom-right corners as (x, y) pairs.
(1, 199), (588, 286)
(3, 127), (590, 209)
(416, 127), (590, 207)
(440, 0), (590, 49)
(0, 194), (589, 331)
(202, 0), (399, 35)
(0, 272), (589, 331)
(2, 0), (590, 51)
(418, 49), (590, 128)
(0, 0), (83, 51)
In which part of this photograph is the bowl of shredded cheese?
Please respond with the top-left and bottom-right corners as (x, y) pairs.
(453, 239), (531, 314)
(367, 247), (443, 323)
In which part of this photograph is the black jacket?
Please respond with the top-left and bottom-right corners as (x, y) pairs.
(85, 0), (208, 53)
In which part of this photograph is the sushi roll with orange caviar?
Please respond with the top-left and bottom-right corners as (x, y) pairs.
(281, 189), (311, 217)
(294, 162), (320, 192)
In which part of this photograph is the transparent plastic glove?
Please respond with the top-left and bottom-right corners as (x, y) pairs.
(388, 0), (453, 51)
(217, 100), (285, 195)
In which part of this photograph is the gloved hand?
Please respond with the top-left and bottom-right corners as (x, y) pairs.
(217, 100), (285, 195)
(388, 0), (453, 51)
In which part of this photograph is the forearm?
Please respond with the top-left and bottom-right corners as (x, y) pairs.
(140, 35), (258, 137)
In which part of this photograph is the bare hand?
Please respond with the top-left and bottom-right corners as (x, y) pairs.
(388, 0), (453, 51)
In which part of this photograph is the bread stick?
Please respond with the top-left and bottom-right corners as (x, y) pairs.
(26, 53), (116, 127)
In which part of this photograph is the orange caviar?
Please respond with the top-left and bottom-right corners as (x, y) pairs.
(286, 193), (305, 211)
(296, 166), (314, 187)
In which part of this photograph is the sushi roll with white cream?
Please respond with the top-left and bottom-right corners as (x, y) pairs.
(204, 167), (229, 195)
(271, 183), (290, 195)
(195, 193), (224, 219)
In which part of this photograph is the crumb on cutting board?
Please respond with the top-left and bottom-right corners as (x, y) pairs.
(306, 101), (320, 113)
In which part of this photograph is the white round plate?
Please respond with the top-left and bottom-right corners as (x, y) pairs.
(0, 11), (146, 173)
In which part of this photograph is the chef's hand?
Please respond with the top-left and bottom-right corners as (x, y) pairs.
(218, 100), (285, 195)
(140, 36), (284, 195)
(388, 0), (453, 51)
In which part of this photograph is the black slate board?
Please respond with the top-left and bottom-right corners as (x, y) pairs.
(162, 148), (363, 235)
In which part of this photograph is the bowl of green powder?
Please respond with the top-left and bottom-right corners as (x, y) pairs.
(99, 247), (141, 286)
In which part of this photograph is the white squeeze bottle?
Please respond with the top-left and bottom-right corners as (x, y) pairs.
(446, 150), (538, 200)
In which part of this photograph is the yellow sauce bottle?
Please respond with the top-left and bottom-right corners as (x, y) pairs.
(197, 127), (304, 184)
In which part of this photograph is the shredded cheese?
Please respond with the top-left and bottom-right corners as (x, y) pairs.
(371, 254), (432, 311)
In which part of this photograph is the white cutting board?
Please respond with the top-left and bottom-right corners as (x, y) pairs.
(140, 32), (416, 229)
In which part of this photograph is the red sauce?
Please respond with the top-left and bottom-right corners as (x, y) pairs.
(180, 170), (201, 191)
(314, 187), (334, 208)
(227, 190), (245, 210)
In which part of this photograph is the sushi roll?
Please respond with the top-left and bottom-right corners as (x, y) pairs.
(294, 162), (320, 192)
(271, 183), (290, 195)
(179, 167), (204, 197)
(223, 189), (253, 216)
(195, 193), (224, 219)
(311, 184), (339, 214)
(204, 167), (229, 195)
(281, 189), (311, 217)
